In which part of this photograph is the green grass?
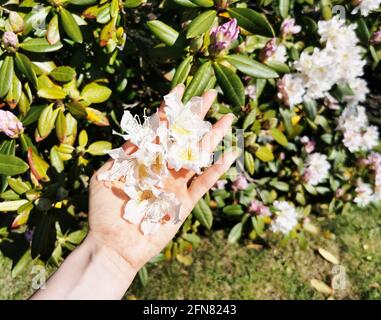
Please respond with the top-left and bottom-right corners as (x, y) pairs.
(1, 206), (380, 300)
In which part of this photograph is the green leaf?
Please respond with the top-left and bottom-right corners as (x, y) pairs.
(0, 56), (14, 98)
(60, 7), (83, 43)
(228, 7), (274, 37)
(27, 148), (50, 181)
(192, 198), (213, 229)
(20, 38), (63, 53)
(47, 15), (60, 45)
(225, 54), (278, 79)
(7, 177), (31, 194)
(15, 53), (38, 88)
(244, 151), (255, 175)
(12, 250), (32, 278)
(223, 204), (244, 216)
(0, 154), (29, 176)
(255, 145), (274, 162)
(186, 10), (216, 39)
(269, 128), (288, 146)
(265, 60), (290, 74)
(138, 266), (149, 287)
(228, 222), (243, 244)
(171, 56), (193, 88)
(22, 105), (47, 126)
(81, 82), (112, 104)
(147, 20), (180, 46)
(69, 0), (98, 4)
(31, 213), (56, 259)
(124, 0), (145, 8)
(173, 0), (198, 7)
(0, 199), (29, 212)
(213, 62), (245, 107)
(50, 66), (76, 82)
(279, 0), (290, 19)
(243, 108), (257, 130)
(50, 146), (64, 173)
(183, 60), (213, 103)
(190, 0), (213, 7)
(86, 141), (112, 156)
(356, 18), (370, 44)
(37, 105), (59, 140)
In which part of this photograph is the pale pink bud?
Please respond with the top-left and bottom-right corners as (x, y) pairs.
(0, 110), (24, 138)
(259, 38), (277, 62)
(249, 200), (271, 217)
(2, 31), (19, 52)
(280, 18), (301, 37)
(213, 179), (228, 190)
(300, 136), (315, 153)
(370, 30), (381, 44)
(210, 19), (239, 55)
(232, 174), (248, 191)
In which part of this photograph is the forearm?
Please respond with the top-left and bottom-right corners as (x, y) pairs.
(31, 234), (138, 300)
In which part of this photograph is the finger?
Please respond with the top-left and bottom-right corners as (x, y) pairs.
(188, 151), (239, 203)
(196, 89), (218, 119)
(183, 113), (235, 182)
(158, 84), (185, 121)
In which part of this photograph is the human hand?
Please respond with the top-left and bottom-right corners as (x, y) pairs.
(87, 85), (237, 274)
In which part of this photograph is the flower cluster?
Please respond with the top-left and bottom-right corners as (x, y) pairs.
(98, 91), (213, 234)
(270, 201), (299, 235)
(355, 153), (381, 206)
(302, 153), (331, 186)
(279, 16), (368, 105)
(337, 105), (379, 153)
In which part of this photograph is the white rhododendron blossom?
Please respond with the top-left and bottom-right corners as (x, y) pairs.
(354, 180), (374, 207)
(98, 92), (213, 235)
(280, 16), (367, 104)
(270, 201), (299, 234)
(277, 74), (305, 107)
(352, 0), (381, 16)
(303, 153), (331, 186)
(338, 105), (379, 153)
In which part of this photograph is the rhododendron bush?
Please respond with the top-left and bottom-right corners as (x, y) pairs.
(0, 0), (380, 276)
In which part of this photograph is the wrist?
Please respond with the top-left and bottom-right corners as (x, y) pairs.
(77, 233), (138, 299)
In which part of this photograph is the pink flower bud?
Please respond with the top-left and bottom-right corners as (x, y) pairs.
(210, 19), (239, 55)
(280, 18), (301, 37)
(213, 179), (228, 190)
(0, 110), (24, 138)
(370, 30), (381, 44)
(300, 136), (315, 153)
(2, 31), (19, 52)
(232, 174), (248, 191)
(249, 200), (271, 217)
(259, 38), (277, 62)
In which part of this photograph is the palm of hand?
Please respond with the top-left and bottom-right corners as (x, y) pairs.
(87, 86), (236, 269)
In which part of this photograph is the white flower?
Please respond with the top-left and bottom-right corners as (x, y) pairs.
(338, 105), (379, 153)
(267, 44), (287, 63)
(303, 153), (331, 186)
(167, 139), (212, 174)
(164, 91), (211, 142)
(352, 0), (381, 16)
(270, 201), (299, 235)
(277, 74), (305, 107)
(344, 78), (369, 106)
(124, 185), (180, 235)
(281, 18), (302, 37)
(354, 181), (374, 207)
